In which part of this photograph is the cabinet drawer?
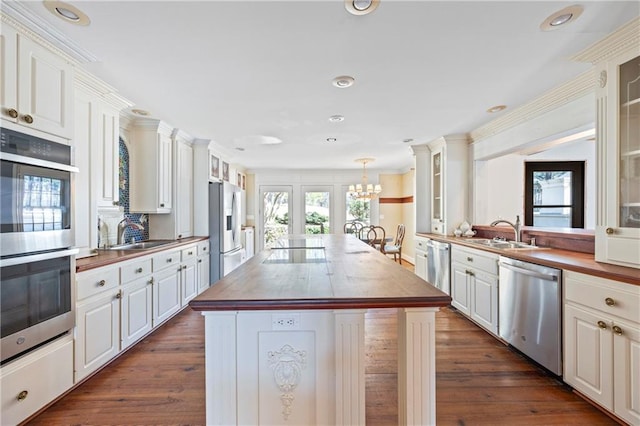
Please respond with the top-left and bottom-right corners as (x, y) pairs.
(77, 266), (119, 301)
(153, 250), (181, 272)
(181, 245), (197, 261)
(564, 271), (640, 323)
(121, 258), (152, 284)
(197, 240), (210, 257)
(452, 246), (498, 275)
(0, 336), (73, 426)
(415, 237), (429, 251)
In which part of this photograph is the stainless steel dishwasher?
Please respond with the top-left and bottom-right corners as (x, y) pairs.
(498, 256), (562, 375)
(425, 240), (450, 295)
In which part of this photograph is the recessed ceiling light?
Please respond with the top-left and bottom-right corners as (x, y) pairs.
(326, 137), (337, 143)
(487, 105), (507, 113)
(332, 76), (355, 88)
(43, 1), (90, 26)
(540, 5), (583, 31)
(131, 108), (150, 116)
(345, 0), (380, 16)
(329, 115), (345, 122)
(259, 136), (283, 145)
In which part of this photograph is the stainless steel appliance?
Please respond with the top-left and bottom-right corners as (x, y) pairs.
(209, 181), (242, 282)
(425, 240), (450, 294)
(1, 248), (77, 363)
(1, 127), (78, 257)
(498, 256), (562, 375)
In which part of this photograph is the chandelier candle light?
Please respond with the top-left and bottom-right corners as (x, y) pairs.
(349, 158), (382, 200)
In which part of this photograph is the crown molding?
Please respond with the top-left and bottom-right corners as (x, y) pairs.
(572, 17), (640, 64)
(74, 68), (133, 110)
(1, 3), (97, 64)
(470, 69), (594, 143)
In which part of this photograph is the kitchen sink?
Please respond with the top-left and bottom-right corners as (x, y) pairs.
(462, 238), (546, 250)
(104, 240), (176, 250)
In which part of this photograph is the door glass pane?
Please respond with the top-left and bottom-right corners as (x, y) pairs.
(533, 207), (572, 227)
(619, 55), (640, 228)
(533, 171), (572, 206)
(263, 190), (289, 248)
(346, 194), (370, 226)
(304, 191), (330, 234)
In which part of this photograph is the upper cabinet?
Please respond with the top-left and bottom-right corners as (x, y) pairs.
(1, 23), (73, 139)
(590, 23), (640, 268)
(129, 119), (173, 214)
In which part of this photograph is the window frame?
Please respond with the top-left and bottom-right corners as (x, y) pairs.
(524, 161), (585, 228)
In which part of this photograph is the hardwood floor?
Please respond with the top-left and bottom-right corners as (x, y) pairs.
(27, 262), (617, 426)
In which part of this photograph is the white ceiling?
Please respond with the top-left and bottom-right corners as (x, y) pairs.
(5, 1), (639, 171)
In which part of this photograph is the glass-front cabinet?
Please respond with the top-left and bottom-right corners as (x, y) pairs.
(595, 45), (640, 269)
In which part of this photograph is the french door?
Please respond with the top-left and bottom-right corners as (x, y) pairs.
(302, 186), (332, 235)
(260, 186), (292, 249)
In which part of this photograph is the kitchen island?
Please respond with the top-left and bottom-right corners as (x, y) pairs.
(189, 234), (451, 425)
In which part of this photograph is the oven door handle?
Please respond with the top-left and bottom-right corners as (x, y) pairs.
(0, 152), (79, 173)
(1, 248), (79, 267)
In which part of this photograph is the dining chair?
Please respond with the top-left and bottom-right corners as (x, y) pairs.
(343, 221), (364, 235)
(383, 224), (406, 263)
(369, 226), (386, 252)
(361, 225), (386, 250)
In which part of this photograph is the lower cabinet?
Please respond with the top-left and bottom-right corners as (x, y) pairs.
(451, 245), (499, 335)
(0, 335), (73, 425)
(197, 252), (210, 293)
(414, 236), (429, 281)
(153, 266), (182, 326)
(563, 270), (640, 425)
(121, 276), (153, 350)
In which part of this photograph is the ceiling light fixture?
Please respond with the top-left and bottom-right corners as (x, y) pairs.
(332, 76), (355, 88)
(540, 5), (583, 31)
(43, 1), (90, 25)
(345, 0), (380, 16)
(348, 158), (382, 200)
(329, 115), (345, 122)
(487, 105), (507, 113)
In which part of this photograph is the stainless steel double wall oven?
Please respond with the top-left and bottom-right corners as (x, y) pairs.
(1, 127), (78, 363)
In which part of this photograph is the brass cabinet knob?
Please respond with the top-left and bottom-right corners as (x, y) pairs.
(115, 291), (122, 299)
(136, 267), (143, 273)
(7, 108), (18, 118)
(17, 390), (28, 401)
(612, 325), (623, 335)
(148, 277), (154, 284)
(160, 203), (165, 208)
(167, 258), (172, 263)
(188, 251), (193, 255)
(605, 297), (615, 306)
(112, 200), (119, 206)
(605, 227), (614, 235)
(178, 234), (183, 239)
(22, 114), (34, 124)
(467, 257), (473, 262)
(198, 259), (202, 263)
(597, 320), (607, 329)
(98, 279), (106, 287)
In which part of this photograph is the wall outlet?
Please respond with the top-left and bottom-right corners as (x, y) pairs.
(272, 314), (300, 330)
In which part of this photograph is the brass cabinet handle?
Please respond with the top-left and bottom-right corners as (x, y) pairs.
(22, 114), (34, 124)
(136, 267), (143, 273)
(467, 257), (473, 262)
(597, 320), (607, 329)
(465, 270), (475, 276)
(605, 227), (614, 235)
(115, 291), (122, 299)
(17, 390), (28, 401)
(7, 108), (18, 118)
(98, 279), (106, 287)
(612, 325), (623, 336)
(605, 297), (615, 306)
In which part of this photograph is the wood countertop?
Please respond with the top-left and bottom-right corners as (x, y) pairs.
(417, 233), (640, 286)
(76, 237), (209, 272)
(189, 234), (452, 311)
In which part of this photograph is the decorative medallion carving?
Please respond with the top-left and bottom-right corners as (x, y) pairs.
(599, 70), (607, 88)
(268, 344), (307, 420)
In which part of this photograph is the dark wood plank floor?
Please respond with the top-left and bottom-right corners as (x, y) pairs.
(27, 264), (618, 426)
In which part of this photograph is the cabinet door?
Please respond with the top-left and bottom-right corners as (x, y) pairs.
(17, 34), (73, 139)
(95, 103), (120, 208)
(73, 89), (95, 253)
(470, 271), (498, 335)
(158, 132), (172, 210)
(176, 140), (193, 238)
(613, 319), (640, 425)
(121, 277), (153, 350)
(450, 262), (470, 316)
(431, 148), (444, 233)
(153, 267), (181, 327)
(75, 291), (120, 382)
(197, 255), (210, 293)
(414, 249), (428, 281)
(0, 25), (18, 122)
(563, 304), (613, 410)
(181, 258), (197, 306)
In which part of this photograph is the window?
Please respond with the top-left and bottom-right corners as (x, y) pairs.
(524, 161), (585, 228)
(345, 193), (370, 227)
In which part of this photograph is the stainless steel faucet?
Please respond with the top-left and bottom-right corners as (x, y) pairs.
(490, 215), (521, 242)
(117, 218), (145, 245)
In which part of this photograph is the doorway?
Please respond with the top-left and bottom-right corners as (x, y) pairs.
(260, 186), (292, 248)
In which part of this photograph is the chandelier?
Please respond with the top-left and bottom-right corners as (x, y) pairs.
(348, 158), (382, 200)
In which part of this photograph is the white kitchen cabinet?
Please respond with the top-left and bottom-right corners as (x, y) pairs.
(593, 41), (640, 268)
(197, 249), (211, 294)
(426, 135), (468, 235)
(414, 236), (429, 281)
(129, 119), (173, 214)
(149, 129), (194, 239)
(563, 270), (640, 425)
(0, 22), (73, 139)
(121, 275), (153, 350)
(180, 245), (198, 306)
(451, 245), (499, 335)
(0, 335), (73, 425)
(152, 249), (183, 326)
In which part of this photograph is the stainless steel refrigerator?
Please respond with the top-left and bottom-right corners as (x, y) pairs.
(209, 181), (243, 282)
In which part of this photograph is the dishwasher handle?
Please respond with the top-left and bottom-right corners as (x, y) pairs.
(498, 261), (558, 282)
(425, 241), (449, 251)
